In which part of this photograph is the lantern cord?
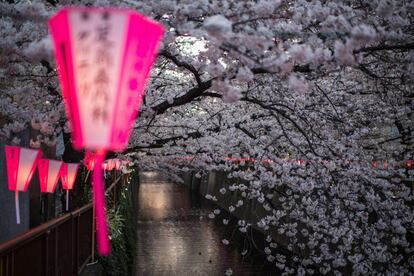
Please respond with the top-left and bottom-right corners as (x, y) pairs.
(15, 190), (20, 224)
(66, 190), (69, 211)
(84, 170), (90, 184)
(92, 150), (111, 256)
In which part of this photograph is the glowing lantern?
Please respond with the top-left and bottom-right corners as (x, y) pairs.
(5, 146), (42, 224)
(102, 159), (116, 171)
(114, 159), (121, 170)
(39, 159), (63, 194)
(103, 159), (112, 171)
(102, 160), (109, 171)
(49, 7), (164, 255)
(107, 159), (115, 171)
(61, 163), (79, 211)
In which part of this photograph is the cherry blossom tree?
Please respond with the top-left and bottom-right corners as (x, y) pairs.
(0, 0), (413, 274)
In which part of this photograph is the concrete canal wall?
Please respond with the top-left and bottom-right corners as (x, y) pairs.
(180, 170), (292, 250)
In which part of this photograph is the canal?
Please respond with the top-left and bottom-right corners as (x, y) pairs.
(136, 171), (276, 275)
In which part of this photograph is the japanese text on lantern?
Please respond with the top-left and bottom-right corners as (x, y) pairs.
(75, 12), (114, 124)
(92, 12), (113, 123)
(69, 10), (127, 146)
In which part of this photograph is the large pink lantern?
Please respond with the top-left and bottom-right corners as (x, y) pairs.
(61, 163), (79, 211)
(5, 146), (42, 224)
(39, 159), (63, 194)
(49, 7), (164, 255)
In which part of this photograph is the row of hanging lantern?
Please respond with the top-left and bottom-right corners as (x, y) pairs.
(48, 6), (164, 255)
(84, 151), (132, 171)
(102, 158), (120, 171)
(5, 145), (79, 224)
(4, 145), (133, 224)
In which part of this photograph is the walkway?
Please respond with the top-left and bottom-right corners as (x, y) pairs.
(136, 172), (275, 275)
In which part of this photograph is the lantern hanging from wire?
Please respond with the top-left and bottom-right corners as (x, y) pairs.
(5, 146), (42, 224)
(49, 7), (164, 255)
(60, 163), (79, 211)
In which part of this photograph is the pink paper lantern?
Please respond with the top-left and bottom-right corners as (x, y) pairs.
(49, 7), (164, 255)
(107, 159), (115, 171)
(5, 146), (42, 224)
(61, 163), (79, 211)
(39, 159), (63, 194)
(102, 159), (116, 171)
(103, 160), (111, 171)
(114, 159), (121, 170)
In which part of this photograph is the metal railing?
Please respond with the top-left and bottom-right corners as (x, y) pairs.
(0, 175), (124, 276)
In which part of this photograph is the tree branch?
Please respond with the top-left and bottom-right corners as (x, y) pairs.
(355, 43), (414, 53)
(160, 50), (202, 86)
(151, 79), (213, 115)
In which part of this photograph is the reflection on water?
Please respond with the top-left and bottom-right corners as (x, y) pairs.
(139, 185), (171, 219)
(136, 171), (274, 276)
